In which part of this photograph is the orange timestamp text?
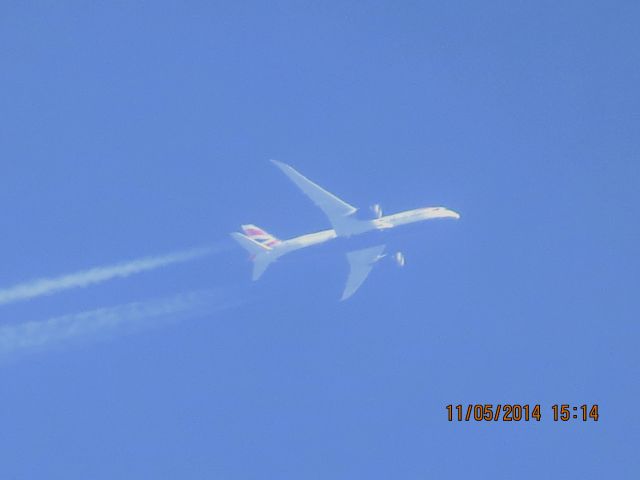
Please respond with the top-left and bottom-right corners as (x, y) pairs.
(446, 404), (599, 422)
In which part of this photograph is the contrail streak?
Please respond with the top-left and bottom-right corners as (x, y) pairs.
(0, 288), (238, 358)
(0, 245), (222, 306)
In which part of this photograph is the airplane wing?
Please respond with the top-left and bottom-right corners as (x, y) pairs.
(341, 244), (386, 301)
(271, 160), (361, 235)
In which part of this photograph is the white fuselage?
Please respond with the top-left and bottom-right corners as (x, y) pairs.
(231, 160), (462, 296)
(271, 206), (460, 258)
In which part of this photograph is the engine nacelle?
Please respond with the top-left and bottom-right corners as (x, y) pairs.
(394, 251), (405, 267)
(370, 204), (383, 219)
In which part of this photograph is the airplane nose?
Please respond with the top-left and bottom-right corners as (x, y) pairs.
(439, 208), (460, 219)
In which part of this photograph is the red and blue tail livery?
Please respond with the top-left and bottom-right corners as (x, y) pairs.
(241, 224), (282, 248)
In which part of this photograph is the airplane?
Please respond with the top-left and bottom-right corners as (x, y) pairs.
(231, 160), (460, 300)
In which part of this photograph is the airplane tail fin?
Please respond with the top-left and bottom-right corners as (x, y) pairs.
(230, 231), (276, 281)
(241, 224), (282, 248)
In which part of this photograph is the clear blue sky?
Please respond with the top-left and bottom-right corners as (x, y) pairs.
(1, 1), (638, 478)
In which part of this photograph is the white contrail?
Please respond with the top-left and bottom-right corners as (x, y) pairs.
(0, 289), (238, 358)
(0, 245), (222, 306)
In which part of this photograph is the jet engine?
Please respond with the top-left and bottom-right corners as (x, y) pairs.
(371, 204), (383, 219)
(393, 251), (405, 267)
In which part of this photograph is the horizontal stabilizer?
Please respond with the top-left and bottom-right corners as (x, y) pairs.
(230, 232), (276, 280)
(251, 255), (273, 281)
(230, 232), (270, 256)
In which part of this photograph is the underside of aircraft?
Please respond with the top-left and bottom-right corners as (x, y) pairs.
(232, 160), (460, 300)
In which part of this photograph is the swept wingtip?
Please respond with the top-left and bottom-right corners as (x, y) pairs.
(271, 159), (296, 173)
